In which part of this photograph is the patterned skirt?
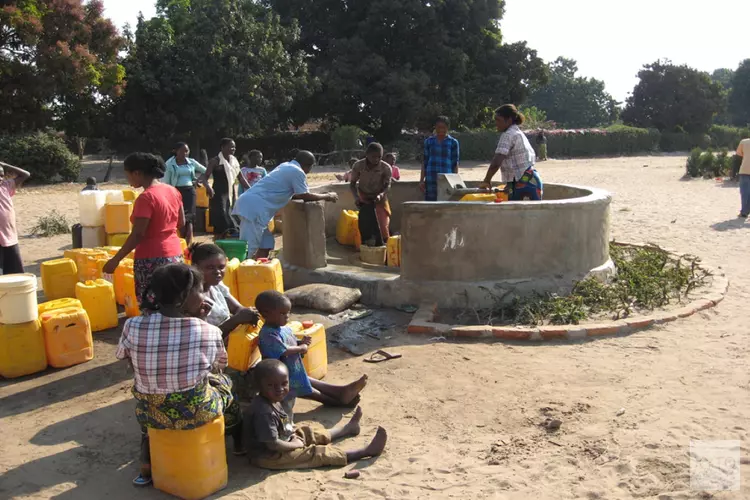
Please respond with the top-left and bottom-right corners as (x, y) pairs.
(134, 254), (184, 306)
(133, 373), (242, 434)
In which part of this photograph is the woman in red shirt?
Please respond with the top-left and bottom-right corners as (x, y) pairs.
(104, 153), (185, 304)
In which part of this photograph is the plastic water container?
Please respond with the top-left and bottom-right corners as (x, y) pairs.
(38, 298), (83, 315)
(40, 306), (93, 368)
(268, 218), (275, 234)
(104, 190), (125, 204)
(82, 226), (106, 248)
(72, 223), (83, 249)
(360, 245), (387, 266)
(205, 210), (214, 233)
(149, 416), (228, 500)
(386, 235), (401, 267)
(216, 240), (248, 261)
(0, 318), (47, 378)
(237, 259), (284, 308)
(95, 246), (121, 257)
(79, 191), (107, 226)
(295, 323), (328, 379)
(123, 272), (140, 318)
(196, 185), (210, 208)
(75, 280), (118, 332)
(107, 233), (130, 247)
(459, 193), (496, 202)
(223, 258), (241, 299)
(195, 207), (207, 233)
(105, 202), (133, 234)
(65, 249), (108, 282)
(495, 191), (509, 203)
(122, 188), (137, 202)
(114, 259), (134, 305)
(41, 258), (78, 300)
(336, 210), (359, 246)
(0, 273), (39, 325)
(227, 323), (262, 372)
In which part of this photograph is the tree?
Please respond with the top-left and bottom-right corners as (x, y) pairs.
(527, 57), (619, 128)
(265, 0), (548, 140)
(711, 68), (734, 92)
(0, 0), (125, 151)
(622, 60), (724, 133)
(111, 0), (312, 153)
(728, 59), (750, 126)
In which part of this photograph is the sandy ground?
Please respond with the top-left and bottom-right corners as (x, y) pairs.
(1, 156), (749, 499)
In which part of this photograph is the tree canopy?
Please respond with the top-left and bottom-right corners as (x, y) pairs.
(110, 0), (312, 152)
(0, 0), (125, 135)
(265, 0), (548, 140)
(728, 59), (750, 127)
(527, 57), (618, 128)
(622, 60), (724, 133)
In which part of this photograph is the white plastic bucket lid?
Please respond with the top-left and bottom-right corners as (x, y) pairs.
(0, 273), (37, 291)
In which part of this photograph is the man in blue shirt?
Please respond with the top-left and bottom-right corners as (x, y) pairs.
(233, 151), (338, 259)
(420, 116), (460, 201)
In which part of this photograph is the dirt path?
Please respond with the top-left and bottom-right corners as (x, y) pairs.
(1, 156), (748, 499)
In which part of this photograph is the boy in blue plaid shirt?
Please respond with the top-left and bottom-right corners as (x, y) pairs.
(420, 116), (460, 201)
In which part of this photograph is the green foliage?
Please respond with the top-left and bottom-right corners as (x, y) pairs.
(659, 132), (710, 152)
(684, 147), (739, 178)
(468, 244), (711, 327)
(518, 106), (554, 130)
(686, 148), (703, 177)
(623, 60), (724, 134)
(708, 125), (750, 149)
(728, 59), (750, 127)
(265, 0), (548, 141)
(30, 210), (71, 237)
(0, 1), (125, 135)
(527, 57), (619, 128)
(331, 126), (366, 151)
(111, 0), (312, 152)
(0, 132), (81, 183)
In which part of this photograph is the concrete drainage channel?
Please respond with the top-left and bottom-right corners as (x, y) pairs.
(406, 270), (729, 342)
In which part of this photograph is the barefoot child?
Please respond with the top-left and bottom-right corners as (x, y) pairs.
(245, 359), (387, 470)
(256, 290), (368, 409)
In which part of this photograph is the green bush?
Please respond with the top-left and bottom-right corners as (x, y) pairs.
(660, 132), (710, 152)
(708, 125), (750, 149)
(0, 132), (81, 183)
(30, 210), (71, 237)
(331, 125), (366, 151)
(686, 148), (702, 177)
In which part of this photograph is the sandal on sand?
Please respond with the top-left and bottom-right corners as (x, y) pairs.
(132, 474), (152, 487)
(233, 449), (248, 457)
(364, 350), (403, 363)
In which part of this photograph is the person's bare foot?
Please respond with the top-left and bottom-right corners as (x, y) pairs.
(363, 427), (387, 457)
(344, 406), (363, 437)
(341, 375), (368, 404)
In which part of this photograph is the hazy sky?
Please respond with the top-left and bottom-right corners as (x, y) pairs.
(102, 0), (749, 102)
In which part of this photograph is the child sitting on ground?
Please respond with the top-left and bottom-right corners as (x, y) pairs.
(256, 290), (368, 409)
(245, 359), (387, 470)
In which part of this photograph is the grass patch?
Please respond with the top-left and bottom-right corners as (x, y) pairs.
(454, 243), (711, 327)
(30, 210), (71, 237)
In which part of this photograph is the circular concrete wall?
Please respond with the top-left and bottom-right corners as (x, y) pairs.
(314, 181), (611, 283)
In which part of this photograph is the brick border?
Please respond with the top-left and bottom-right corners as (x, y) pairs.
(407, 257), (729, 341)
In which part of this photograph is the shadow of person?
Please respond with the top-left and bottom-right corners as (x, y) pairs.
(711, 218), (747, 232)
(2, 398), (268, 499)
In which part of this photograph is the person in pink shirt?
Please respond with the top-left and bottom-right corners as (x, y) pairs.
(384, 153), (401, 181)
(0, 161), (31, 275)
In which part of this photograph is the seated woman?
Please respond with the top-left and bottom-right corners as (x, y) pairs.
(189, 242), (260, 337)
(116, 263), (243, 487)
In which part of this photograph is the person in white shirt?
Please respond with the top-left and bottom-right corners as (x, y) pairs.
(736, 138), (750, 218)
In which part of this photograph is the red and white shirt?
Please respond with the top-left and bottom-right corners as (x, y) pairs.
(116, 313), (227, 394)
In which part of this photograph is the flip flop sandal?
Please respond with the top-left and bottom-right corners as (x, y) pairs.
(397, 305), (418, 314)
(364, 350), (403, 363)
(132, 474), (152, 487)
(233, 449), (248, 456)
(350, 310), (373, 320)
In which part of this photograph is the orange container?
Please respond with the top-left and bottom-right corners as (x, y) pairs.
(237, 259), (284, 308)
(105, 202), (133, 234)
(226, 322), (262, 372)
(149, 416), (228, 500)
(223, 258), (241, 299)
(114, 258), (134, 306)
(295, 323), (327, 379)
(0, 319), (47, 378)
(205, 210), (214, 233)
(38, 297), (83, 315)
(123, 272), (140, 318)
(40, 306), (93, 368)
(75, 280), (118, 332)
(196, 185), (209, 208)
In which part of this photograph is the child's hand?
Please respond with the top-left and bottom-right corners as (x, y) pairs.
(299, 344), (309, 354)
(237, 307), (260, 325)
(290, 436), (305, 449)
(300, 335), (312, 346)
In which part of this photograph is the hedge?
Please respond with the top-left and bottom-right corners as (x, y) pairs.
(0, 132), (81, 183)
